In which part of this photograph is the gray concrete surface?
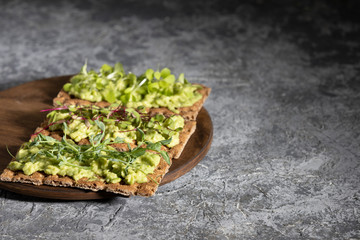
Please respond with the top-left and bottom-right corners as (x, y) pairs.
(0, 0), (359, 239)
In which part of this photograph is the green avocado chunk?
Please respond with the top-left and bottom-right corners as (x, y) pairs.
(63, 62), (202, 112)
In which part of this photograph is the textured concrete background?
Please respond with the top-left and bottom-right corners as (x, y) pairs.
(0, 0), (360, 239)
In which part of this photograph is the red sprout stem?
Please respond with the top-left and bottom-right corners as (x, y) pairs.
(40, 106), (68, 112)
(31, 119), (66, 137)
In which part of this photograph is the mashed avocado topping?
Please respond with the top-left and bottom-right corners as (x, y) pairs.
(9, 124), (171, 185)
(63, 62), (202, 112)
(43, 105), (184, 148)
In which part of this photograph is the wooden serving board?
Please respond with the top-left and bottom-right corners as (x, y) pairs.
(0, 76), (213, 200)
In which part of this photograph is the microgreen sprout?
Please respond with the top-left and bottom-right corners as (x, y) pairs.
(38, 105), (183, 149)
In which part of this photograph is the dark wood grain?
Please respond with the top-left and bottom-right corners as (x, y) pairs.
(0, 76), (213, 200)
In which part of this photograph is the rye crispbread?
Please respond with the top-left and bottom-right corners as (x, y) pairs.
(0, 129), (171, 196)
(53, 84), (211, 121)
(38, 111), (197, 159)
(0, 155), (170, 196)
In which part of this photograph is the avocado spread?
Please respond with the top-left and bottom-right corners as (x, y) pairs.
(8, 132), (168, 185)
(63, 62), (202, 112)
(45, 105), (184, 148)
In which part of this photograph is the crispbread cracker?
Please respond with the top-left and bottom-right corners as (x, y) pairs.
(38, 113), (196, 159)
(0, 125), (171, 197)
(53, 84), (211, 120)
(0, 155), (170, 196)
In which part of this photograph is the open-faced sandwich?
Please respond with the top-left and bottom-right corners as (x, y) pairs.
(37, 105), (196, 159)
(0, 62), (211, 197)
(0, 122), (171, 196)
(53, 63), (211, 120)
